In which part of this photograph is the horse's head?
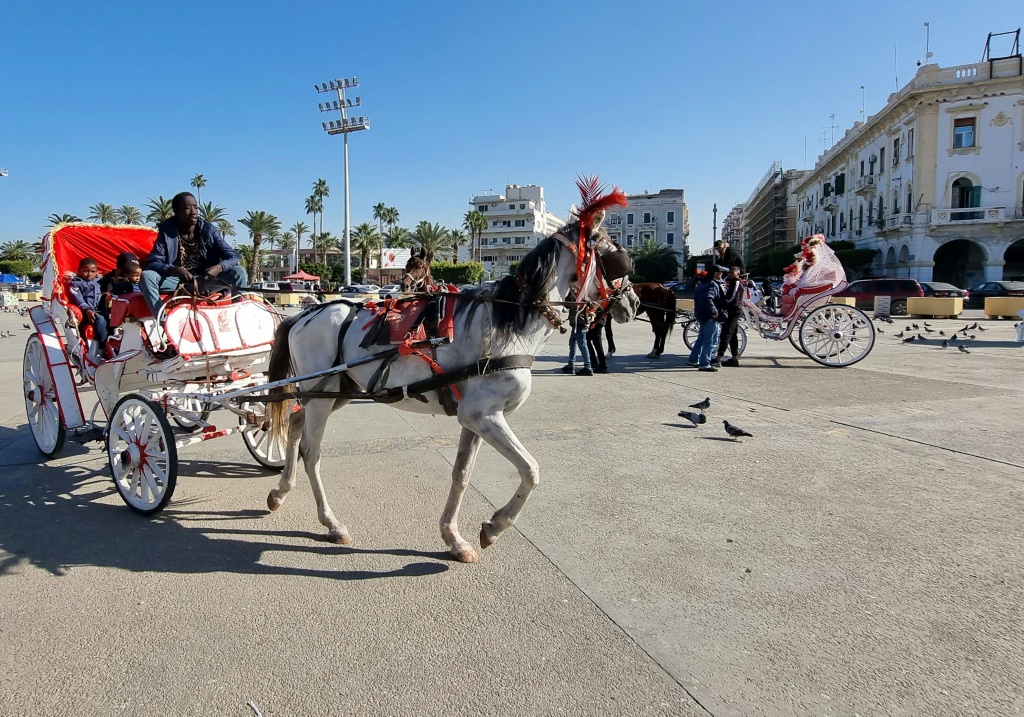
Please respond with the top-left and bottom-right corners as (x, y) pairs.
(401, 247), (432, 292)
(569, 213), (640, 324)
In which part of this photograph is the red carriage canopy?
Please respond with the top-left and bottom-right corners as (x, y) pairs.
(49, 223), (158, 276)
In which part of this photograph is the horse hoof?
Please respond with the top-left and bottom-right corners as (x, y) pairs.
(452, 546), (479, 563)
(479, 522), (495, 549)
(267, 492), (282, 511)
(328, 529), (353, 545)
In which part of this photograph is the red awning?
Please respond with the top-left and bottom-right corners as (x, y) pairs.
(282, 270), (320, 281)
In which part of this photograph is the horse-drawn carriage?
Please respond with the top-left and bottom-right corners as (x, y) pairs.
(682, 235), (875, 367)
(23, 223), (285, 513)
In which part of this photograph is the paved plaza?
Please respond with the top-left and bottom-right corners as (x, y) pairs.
(0, 307), (1021, 716)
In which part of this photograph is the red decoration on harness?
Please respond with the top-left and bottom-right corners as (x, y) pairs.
(572, 176), (628, 308)
(398, 338), (462, 401)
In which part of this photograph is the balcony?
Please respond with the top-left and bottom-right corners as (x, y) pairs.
(824, 194), (840, 209)
(855, 175), (877, 194)
(801, 208), (815, 221)
(639, 219), (657, 229)
(930, 207), (1008, 225)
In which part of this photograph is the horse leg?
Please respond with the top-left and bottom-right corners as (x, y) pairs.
(299, 398), (352, 544)
(267, 407), (305, 511)
(470, 413), (539, 549)
(647, 316), (663, 358)
(440, 427), (483, 563)
(605, 321), (615, 355)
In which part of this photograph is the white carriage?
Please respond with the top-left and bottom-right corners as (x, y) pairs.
(683, 235), (875, 367)
(23, 223), (285, 514)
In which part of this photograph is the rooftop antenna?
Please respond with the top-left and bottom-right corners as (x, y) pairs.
(894, 26), (900, 90)
(829, 113), (837, 147)
(918, 22), (934, 67)
(860, 85), (865, 121)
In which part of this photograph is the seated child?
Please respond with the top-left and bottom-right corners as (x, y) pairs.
(100, 252), (142, 295)
(69, 257), (109, 351)
(109, 258), (143, 296)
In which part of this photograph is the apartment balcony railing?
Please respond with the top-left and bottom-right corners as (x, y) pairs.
(824, 195), (840, 209)
(855, 175), (877, 194)
(883, 213), (915, 231)
(638, 219), (657, 229)
(930, 206), (1008, 225)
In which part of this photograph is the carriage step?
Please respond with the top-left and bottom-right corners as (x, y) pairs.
(764, 332), (781, 340)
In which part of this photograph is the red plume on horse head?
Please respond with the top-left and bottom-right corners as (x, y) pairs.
(573, 175), (628, 234)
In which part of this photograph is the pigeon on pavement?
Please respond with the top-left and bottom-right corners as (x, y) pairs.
(896, 331), (905, 338)
(912, 323), (920, 329)
(902, 335), (916, 343)
(941, 340), (949, 348)
(22, 323), (30, 329)
(924, 322), (932, 328)
(724, 420), (753, 440)
(924, 327), (934, 333)
(977, 325), (987, 332)
(677, 410), (707, 426)
(958, 345), (970, 353)
(969, 334), (976, 340)
(939, 330), (945, 336)
(969, 322), (979, 330)
(917, 333), (925, 340)
(689, 397), (711, 412)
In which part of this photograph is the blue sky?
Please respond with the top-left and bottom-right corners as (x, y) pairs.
(1, 0), (1019, 255)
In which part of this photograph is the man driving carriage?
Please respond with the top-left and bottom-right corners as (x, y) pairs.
(141, 192), (248, 315)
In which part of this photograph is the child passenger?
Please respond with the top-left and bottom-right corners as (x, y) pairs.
(69, 257), (108, 349)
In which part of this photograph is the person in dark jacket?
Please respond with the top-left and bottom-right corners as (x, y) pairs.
(69, 257), (108, 350)
(714, 240), (745, 274)
(687, 266), (723, 371)
(561, 292), (593, 376)
(714, 266), (745, 367)
(140, 191), (247, 314)
(586, 309), (609, 374)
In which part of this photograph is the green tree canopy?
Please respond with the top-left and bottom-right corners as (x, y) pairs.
(238, 210), (281, 282)
(413, 221), (449, 262)
(629, 239), (680, 283)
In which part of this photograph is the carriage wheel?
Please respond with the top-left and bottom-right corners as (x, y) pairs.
(735, 324), (748, 357)
(788, 321), (806, 354)
(169, 394), (212, 432)
(799, 305), (875, 367)
(107, 394), (177, 515)
(23, 335), (66, 457)
(240, 401), (287, 470)
(682, 319), (699, 349)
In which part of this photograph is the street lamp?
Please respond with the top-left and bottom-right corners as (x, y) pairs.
(316, 76), (370, 287)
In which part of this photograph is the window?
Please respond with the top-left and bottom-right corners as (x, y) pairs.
(479, 205), (488, 212)
(514, 219), (525, 227)
(627, 213), (634, 225)
(892, 137), (900, 165)
(643, 212), (651, 223)
(491, 220), (499, 227)
(834, 173), (846, 194)
(520, 203), (526, 209)
(892, 189), (899, 215)
(666, 232), (674, 245)
(502, 220), (511, 227)
(906, 184), (913, 213)
(509, 204), (515, 210)
(868, 199), (874, 224)
(502, 237), (510, 244)
(858, 205), (864, 229)
(860, 159), (865, 176)
(667, 211), (675, 223)
(514, 237), (525, 244)
(907, 128), (914, 158)
(642, 233), (651, 241)
(877, 196), (884, 220)
(879, 147), (885, 174)
(953, 118), (976, 148)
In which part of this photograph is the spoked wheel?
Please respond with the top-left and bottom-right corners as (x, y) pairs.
(23, 335), (66, 457)
(107, 394), (178, 515)
(169, 394), (212, 432)
(788, 320), (806, 354)
(682, 319), (699, 349)
(734, 324), (748, 357)
(240, 401), (287, 470)
(799, 305), (875, 367)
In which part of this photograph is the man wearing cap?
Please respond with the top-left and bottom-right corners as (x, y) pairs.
(714, 239), (745, 274)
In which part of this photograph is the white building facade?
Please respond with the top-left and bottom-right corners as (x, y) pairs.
(721, 202), (745, 255)
(795, 51), (1024, 288)
(602, 189), (690, 278)
(467, 184), (563, 277)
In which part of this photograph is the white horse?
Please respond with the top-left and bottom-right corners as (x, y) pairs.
(264, 204), (639, 562)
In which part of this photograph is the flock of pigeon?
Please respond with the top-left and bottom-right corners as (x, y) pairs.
(678, 396), (753, 441)
(884, 319), (988, 353)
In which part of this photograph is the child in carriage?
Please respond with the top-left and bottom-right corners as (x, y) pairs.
(105, 253), (144, 296)
(69, 257), (109, 352)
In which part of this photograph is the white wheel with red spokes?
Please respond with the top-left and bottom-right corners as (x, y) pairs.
(240, 401), (287, 470)
(107, 394), (177, 515)
(23, 335), (66, 457)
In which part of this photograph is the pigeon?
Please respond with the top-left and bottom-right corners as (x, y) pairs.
(969, 334), (976, 340)
(677, 410), (706, 426)
(924, 322), (932, 328)
(969, 322), (978, 330)
(917, 333), (925, 340)
(896, 331), (905, 338)
(902, 335), (916, 343)
(905, 326), (912, 332)
(724, 420), (753, 440)
(941, 340), (949, 348)
(22, 323), (30, 329)
(689, 397), (711, 412)
(885, 317), (894, 324)
(877, 328), (884, 334)
(977, 325), (987, 332)
(958, 345), (970, 353)
(939, 330), (945, 336)
(912, 323), (920, 329)
(924, 327), (934, 333)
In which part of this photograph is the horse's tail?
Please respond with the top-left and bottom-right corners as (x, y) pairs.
(663, 290), (675, 337)
(266, 313), (304, 444)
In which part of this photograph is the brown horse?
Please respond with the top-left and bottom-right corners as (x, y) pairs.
(632, 282), (676, 358)
(400, 248), (435, 292)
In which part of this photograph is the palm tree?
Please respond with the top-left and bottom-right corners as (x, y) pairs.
(200, 201), (227, 224)
(289, 221), (309, 265)
(191, 174), (206, 204)
(305, 195), (322, 263)
(145, 196), (174, 224)
(216, 219), (236, 238)
(463, 209), (487, 262)
(235, 243), (254, 271)
(115, 205), (143, 225)
(0, 241), (31, 262)
(373, 202), (389, 270)
(448, 228), (466, 263)
(312, 178), (330, 260)
(383, 206), (400, 234)
(47, 213), (82, 226)
(278, 231), (296, 256)
(385, 226), (414, 250)
(629, 239), (680, 283)
(350, 222), (381, 274)
(238, 210), (282, 282)
(88, 203), (117, 224)
(413, 221), (449, 262)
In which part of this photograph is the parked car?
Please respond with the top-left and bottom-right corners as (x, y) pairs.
(340, 284), (380, 296)
(834, 278), (924, 316)
(965, 280), (1024, 309)
(378, 284), (402, 297)
(671, 282), (696, 300)
(919, 282), (969, 299)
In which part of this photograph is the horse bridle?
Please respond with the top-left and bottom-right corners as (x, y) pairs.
(401, 264), (431, 292)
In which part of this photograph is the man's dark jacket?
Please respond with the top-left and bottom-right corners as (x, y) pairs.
(146, 217), (240, 275)
(693, 278), (721, 322)
(718, 246), (745, 273)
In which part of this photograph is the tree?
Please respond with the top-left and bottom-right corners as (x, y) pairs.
(0, 259), (36, 277)
(305, 195), (322, 262)
(463, 210), (487, 262)
(217, 220), (236, 238)
(88, 203), (117, 224)
(318, 231), (340, 260)
(235, 243), (253, 270)
(448, 228), (466, 263)
(413, 221), (449, 262)
(385, 226), (414, 250)
(48, 213), (82, 226)
(629, 239), (680, 283)
(373, 202), (389, 271)
(145, 196), (173, 224)
(115, 205), (143, 225)
(278, 231), (295, 254)
(191, 174), (206, 204)
(1, 240), (33, 262)
(350, 222), (381, 275)
(312, 178), (330, 261)
(200, 202), (227, 224)
(238, 210), (281, 282)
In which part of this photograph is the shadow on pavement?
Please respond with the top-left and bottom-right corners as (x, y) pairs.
(0, 450), (449, 581)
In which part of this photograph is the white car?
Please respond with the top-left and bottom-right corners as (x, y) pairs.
(378, 284), (402, 296)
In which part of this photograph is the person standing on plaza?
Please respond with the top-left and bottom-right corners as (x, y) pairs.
(714, 266), (744, 367)
(714, 239), (745, 274)
(141, 191), (247, 315)
(687, 266), (723, 372)
(561, 294), (593, 376)
(586, 309), (609, 374)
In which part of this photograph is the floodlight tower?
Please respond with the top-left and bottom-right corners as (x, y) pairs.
(316, 77), (370, 287)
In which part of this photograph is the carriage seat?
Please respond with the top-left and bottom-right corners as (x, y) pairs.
(109, 293), (156, 326)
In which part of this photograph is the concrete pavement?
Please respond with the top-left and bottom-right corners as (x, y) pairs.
(0, 306), (1021, 716)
